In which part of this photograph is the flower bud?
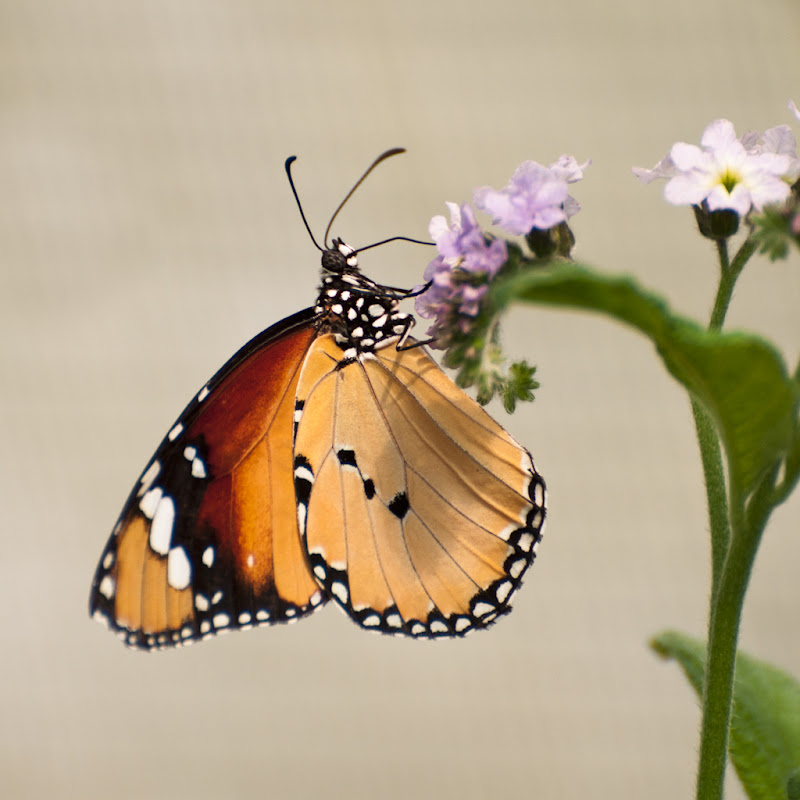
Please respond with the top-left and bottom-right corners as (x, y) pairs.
(693, 203), (740, 240)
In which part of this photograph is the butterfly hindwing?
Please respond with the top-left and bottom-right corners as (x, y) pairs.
(293, 334), (546, 637)
(90, 309), (327, 649)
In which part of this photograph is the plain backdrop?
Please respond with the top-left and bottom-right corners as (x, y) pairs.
(1, 2), (798, 798)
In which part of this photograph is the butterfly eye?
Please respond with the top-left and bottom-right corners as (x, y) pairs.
(321, 248), (347, 273)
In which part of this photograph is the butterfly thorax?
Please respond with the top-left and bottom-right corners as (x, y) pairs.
(314, 238), (414, 354)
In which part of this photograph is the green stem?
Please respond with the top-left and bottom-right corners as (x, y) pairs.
(693, 233), (760, 800)
(696, 487), (764, 800)
(690, 398), (730, 599)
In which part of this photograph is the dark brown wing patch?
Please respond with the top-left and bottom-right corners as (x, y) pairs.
(90, 312), (327, 649)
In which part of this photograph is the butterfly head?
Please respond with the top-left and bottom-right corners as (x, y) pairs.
(321, 238), (359, 275)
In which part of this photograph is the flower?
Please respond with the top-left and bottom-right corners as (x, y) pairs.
(473, 156), (588, 235)
(633, 119), (798, 215)
(428, 202), (508, 274)
(415, 202), (507, 345)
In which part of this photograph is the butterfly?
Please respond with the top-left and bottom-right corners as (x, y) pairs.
(89, 150), (546, 649)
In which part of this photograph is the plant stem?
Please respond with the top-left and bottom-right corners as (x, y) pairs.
(691, 398), (729, 599)
(693, 233), (759, 800)
(696, 487), (763, 800)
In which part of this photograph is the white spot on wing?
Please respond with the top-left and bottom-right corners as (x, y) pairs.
(518, 532), (534, 552)
(167, 546), (192, 590)
(92, 610), (110, 628)
(195, 594), (209, 612)
(509, 558), (527, 579)
(197, 385), (210, 402)
(202, 546), (214, 567)
(99, 575), (115, 599)
(149, 495), (175, 555)
(331, 581), (349, 604)
(191, 458), (207, 479)
(473, 602), (495, 618)
(294, 465), (314, 483)
(102, 551), (114, 570)
(139, 486), (163, 519)
(183, 446), (196, 460)
(213, 613), (230, 628)
(139, 461), (161, 495)
(495, 581), (513, 604)
(168, 423), (183, 441)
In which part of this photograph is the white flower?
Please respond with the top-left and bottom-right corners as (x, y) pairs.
(634, 119), (798, 215)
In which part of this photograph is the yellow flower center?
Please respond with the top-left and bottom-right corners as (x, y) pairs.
(719, 168), (741, 194)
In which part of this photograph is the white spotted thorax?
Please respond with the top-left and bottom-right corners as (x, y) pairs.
(315, 239), (416, 355)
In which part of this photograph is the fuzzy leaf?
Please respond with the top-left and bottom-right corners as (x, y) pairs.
(494, 264), (799, 500)
(652, 631), (800, 800)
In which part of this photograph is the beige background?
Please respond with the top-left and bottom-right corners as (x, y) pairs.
(2, 1), (799, 798)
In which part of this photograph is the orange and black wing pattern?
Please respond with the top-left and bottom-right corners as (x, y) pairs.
(91, 237), (547, 648)
(89, 309), (325, 649)
(293, 334), (545, 637)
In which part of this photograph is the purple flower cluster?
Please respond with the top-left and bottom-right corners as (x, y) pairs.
(474, 156), (589, 235)
(416, 156), (588, 344)
(415, 203), (507, 343)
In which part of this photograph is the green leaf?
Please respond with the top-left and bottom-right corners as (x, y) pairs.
(652, 630), (800, 800)
(493, 264), (799, 500)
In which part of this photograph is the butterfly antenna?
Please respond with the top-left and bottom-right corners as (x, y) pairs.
(285, 156), (324, 253)
(323, 147), (406, 248)
(355, 235), (434, 254)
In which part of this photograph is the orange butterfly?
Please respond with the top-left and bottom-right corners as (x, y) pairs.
(89, 151), (546, 649)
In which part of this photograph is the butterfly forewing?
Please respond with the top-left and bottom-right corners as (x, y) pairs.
(90, 310), (326, 649)
(293, 334), (545, 637)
